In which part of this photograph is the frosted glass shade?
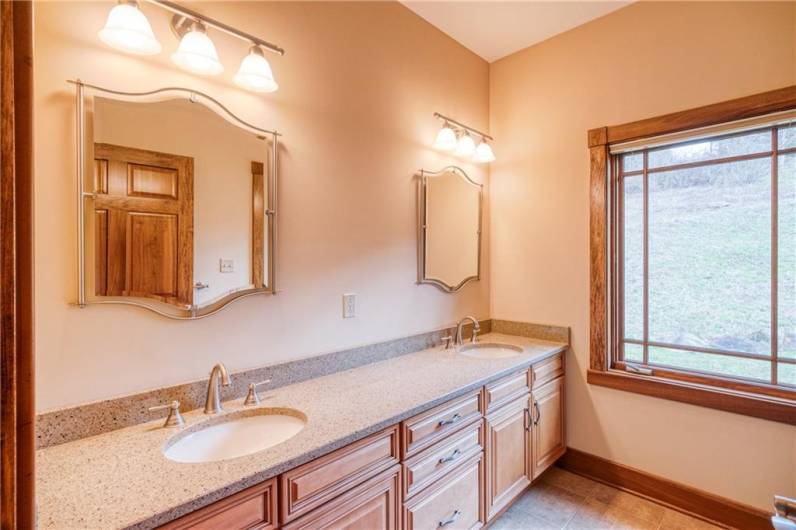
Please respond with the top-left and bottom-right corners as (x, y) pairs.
(171, 27), (223, 76)
(474, 140), (496, 163)
(433, 126), (457, 151)
(455, 133), (476, 157)
(234, 47), (279, 93)
(98, 2), (162, 56)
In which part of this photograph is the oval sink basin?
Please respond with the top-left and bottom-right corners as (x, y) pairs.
(164, 409), (306, 463)
(458, 342), (523, 359)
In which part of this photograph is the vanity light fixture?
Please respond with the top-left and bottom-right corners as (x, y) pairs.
(98, 0), (162, 56)
(432, 112), (496, 163)
(234, 46), (278, 93)
(474, 139), (496, 163)
(97, 0), (285, 92)
(455, 132), (477, 157)
(171, 21), (223, 75)
(433, 123), (458, 151)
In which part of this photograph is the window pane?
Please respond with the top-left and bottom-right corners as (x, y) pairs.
(648, 158), (771, 355)
(779, 124), (796, 150)
(623, 175), (643, 340)
(780, 153), (796, 359)
(623, 152), (643, 172)
(624, 342), (643, 362)
(648, 129), (771, 169)
(778, 362), (796, 387)
(649, 346), (770, 382)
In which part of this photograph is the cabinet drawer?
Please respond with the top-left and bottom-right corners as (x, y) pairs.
(531, 353), (564, 388)
(403, 453), (484, 530)
(485, 370), (530, 414)
(283, 465), (401, 530)
(403, 420), (483, 499)
(401, 390), (483, 459)
(280, 425), (400, 523)
(159, 478), (277, 530)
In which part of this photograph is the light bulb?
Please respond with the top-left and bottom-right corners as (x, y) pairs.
(474, 140), (496, 163)
(171, 23), (223, 76)
(234, 46), (278, 93)
(98, 1), (161, 56)
(433, 125), (457, 151)
(456, 133), (476, 157)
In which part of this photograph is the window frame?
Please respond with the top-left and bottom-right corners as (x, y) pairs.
(588, 85), (796, 425)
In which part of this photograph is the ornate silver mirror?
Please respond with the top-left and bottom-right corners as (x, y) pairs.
(73, 80), (279, 319)
(417, 166), (482, 292)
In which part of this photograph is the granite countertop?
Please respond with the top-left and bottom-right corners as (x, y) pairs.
(37, 333), (567, 530)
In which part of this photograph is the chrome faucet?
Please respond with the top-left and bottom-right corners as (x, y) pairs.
(204, 363), (231, 414)
(454, 316), (481, 346)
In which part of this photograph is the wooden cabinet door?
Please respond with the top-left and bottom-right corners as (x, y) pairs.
(531, 377), (565, 479)
(484, 394), (530, 521)
(283, 465), (401, 530)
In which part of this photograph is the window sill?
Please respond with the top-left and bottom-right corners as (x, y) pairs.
(587, 369), (796, 425)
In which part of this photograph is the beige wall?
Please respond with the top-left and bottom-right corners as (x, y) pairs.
(489, 1), (796, 510)
(34, 1), (490, 410)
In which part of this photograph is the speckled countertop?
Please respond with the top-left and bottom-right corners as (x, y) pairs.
(37, 333), (566, 530)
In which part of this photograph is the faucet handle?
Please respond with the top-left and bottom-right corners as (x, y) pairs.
(244, 379), (271, 406)
(148, 400), (185, 428)
(441, 335), (453, 349)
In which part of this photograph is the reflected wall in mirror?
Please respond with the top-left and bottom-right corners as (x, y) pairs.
(417, 166), (482, 292)
(76, 83), (278, 319)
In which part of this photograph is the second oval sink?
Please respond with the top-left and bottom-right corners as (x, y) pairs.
(458, 342), (523, 359)
(164, 409), (306, 464)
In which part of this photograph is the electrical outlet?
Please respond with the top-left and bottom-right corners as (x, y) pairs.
(220, 259), (235, 273)
(342, 293), (356, 319)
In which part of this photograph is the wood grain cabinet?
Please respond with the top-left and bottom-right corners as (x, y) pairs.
(157, 353), (567, 530)
(401, 389), (483, 459)
(531, 376), (566, 479)
(280, 425), (400, 524)
(283, 466), (401, 530)
(403, 454), (485, 530)
(484, 393), (531, 520)
(160, 478), (278, 530)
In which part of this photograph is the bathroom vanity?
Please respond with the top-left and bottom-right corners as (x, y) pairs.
(164, 346), (564, 530)
(36, 332), (566, 529)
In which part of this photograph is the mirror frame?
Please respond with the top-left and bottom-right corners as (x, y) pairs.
(72, 79), (280, 319)
(417, 165), (483, 293)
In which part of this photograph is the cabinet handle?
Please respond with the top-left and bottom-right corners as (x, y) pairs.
(524, 407), (532, 431)
(533, 401), (541, 425)
(438, 448), (461, 465)
(438, 509), (461, 527)
(438, 413), (461, 427)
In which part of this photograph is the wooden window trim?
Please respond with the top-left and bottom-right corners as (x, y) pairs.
(589, 85), (796, 425)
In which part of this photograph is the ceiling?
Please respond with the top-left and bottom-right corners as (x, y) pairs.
(401, 1), (631, 62)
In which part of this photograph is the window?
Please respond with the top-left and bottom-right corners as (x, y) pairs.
(614, 125), (795, 389)
(587, 86), (796, 425)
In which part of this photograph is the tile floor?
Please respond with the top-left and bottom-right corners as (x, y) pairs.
(490, 468), (723, 530)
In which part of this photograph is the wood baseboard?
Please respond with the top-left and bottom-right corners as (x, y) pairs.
(558, 448), (771, 530)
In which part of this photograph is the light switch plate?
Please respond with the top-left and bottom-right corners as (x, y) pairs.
(342, 293), (356, 318)
(220, 259), (235, 273)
